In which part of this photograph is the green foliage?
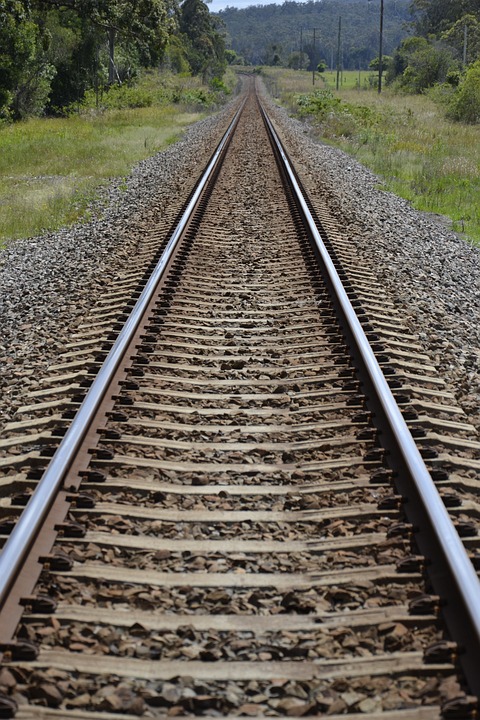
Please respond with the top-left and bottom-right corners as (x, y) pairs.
(163, 35), (191, 74)
(0, 0), (227, 120)
(297, 89), (342, 119)
(264, 43), (285, 67)
(296, 88), (382, 139)
(77, 70), (231, 113)
(388, 0), (480, 124)
(388, 36), (458, 92)
(209, 76), (227, 92)
(0, 2), (56, 119)
(411, 0), (479, 37)
(0, 68), (232, 243)
(225, 49), (245, 65)
(425, 81), (456, 108)
(267, 67), (480, 241)
(287, 51), (309, 70)
(41, 0), (174, 64)
(218, 0), (412, 69)
(369, 55), (392, 71)
(83, 83), (154, 110)
(447, 60), (480, 122)
(180, 0), (226, 81)
(441, 15), (480, 65)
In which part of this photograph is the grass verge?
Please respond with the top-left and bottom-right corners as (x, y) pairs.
(263, 68), (480, 245)
(0, 70), (234, 245)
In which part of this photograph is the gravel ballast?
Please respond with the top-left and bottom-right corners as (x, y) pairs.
(0, 104), (235, 429)
(262, 89), (480, 431)
(1, 86), (479, 434)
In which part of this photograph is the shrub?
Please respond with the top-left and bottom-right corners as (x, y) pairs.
(388, 36), (458, 93)
(296, 89), (342, 119)
(296, 90), (383, 138)
(101, 84), (153, 109)
(80, 83), (153, 111)
(447, 60), (480, 123)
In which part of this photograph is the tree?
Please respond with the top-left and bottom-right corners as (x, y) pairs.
(0, 2), (56, 119)
(387, 35), (457, 91)
(264, 42), (284, 66)
(225, 48), (245, 65)
(163, 34), (190, 73)
(35, 0), (175, 82)
(441, 14), (480, 66)
(411, 0), (479, 36)
(448, 59), (480, 122)
(287, 51), (309, 70)
(0, 0), (179, 118)
(41, 11), (104, 112)
(218, 0), (412, 69)
(369, 54), (392, 71)
(179, 0), (226, 80)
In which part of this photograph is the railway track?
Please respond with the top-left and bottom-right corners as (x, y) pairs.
(1, 80), (480, 718)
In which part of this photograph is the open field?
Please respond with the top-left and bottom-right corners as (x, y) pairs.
(263, 67), (480, 244)
(0, 71), (236, 245)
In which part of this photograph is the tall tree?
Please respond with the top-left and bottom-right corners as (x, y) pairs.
(35, 0), (176, 76)
(0, 1), (56, 118)
(179, 0), (226, 80)
(0, 0), (179, 117)
(410, 0), (479, 36)
(441, 14), (480, 65)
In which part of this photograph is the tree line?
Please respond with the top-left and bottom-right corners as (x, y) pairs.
(384, 0), (480, 121)
(0, 0), (226, 120)
(219, 0), (480, 122)
(218, 0), (412, 71)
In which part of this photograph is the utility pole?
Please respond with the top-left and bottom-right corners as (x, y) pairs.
(108, 27), (116, 85)
(336, 16), (341, 91)
(300, 27), (303, 70)
(378, 0), (384, 93)
(311, 28), (321, 85)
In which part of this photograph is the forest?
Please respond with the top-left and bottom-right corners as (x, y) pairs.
(219, 0), (412, 69)
(222, 0), (480, 123)
(1, 0), (480, 124)
(0, 0), (226, 120)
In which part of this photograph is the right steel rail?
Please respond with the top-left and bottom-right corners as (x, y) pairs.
(260, 97), (480, 696)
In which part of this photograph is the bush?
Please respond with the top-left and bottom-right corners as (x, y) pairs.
(296, 90), (382, 134)
(101, 84), (153, 109)
(296, 89), (342, 119)
(80, 83), (153, 111)
(210, 76), (228, 93)
(447, 61), (480, 123)
(388, 36), (457, 93)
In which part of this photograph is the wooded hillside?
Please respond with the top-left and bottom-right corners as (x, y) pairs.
(218, 0), (412, 69)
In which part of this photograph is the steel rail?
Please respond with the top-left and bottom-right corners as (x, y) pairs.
(260, 98), (480, 695)
(0, 98), (246, 613)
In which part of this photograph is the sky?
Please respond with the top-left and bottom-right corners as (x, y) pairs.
(209, 0), (295, 14)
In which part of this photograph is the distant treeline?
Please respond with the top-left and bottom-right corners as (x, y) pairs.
(218, 0), (412, 69)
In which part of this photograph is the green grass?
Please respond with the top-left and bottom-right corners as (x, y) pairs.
(0, 70), (234, 245)
(263, 67), (480, 244)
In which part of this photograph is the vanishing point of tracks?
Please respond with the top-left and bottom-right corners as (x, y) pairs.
(1, 81), (480, 719)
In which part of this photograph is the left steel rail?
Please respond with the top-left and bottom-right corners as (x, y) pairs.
(0, 98), (246, 613)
